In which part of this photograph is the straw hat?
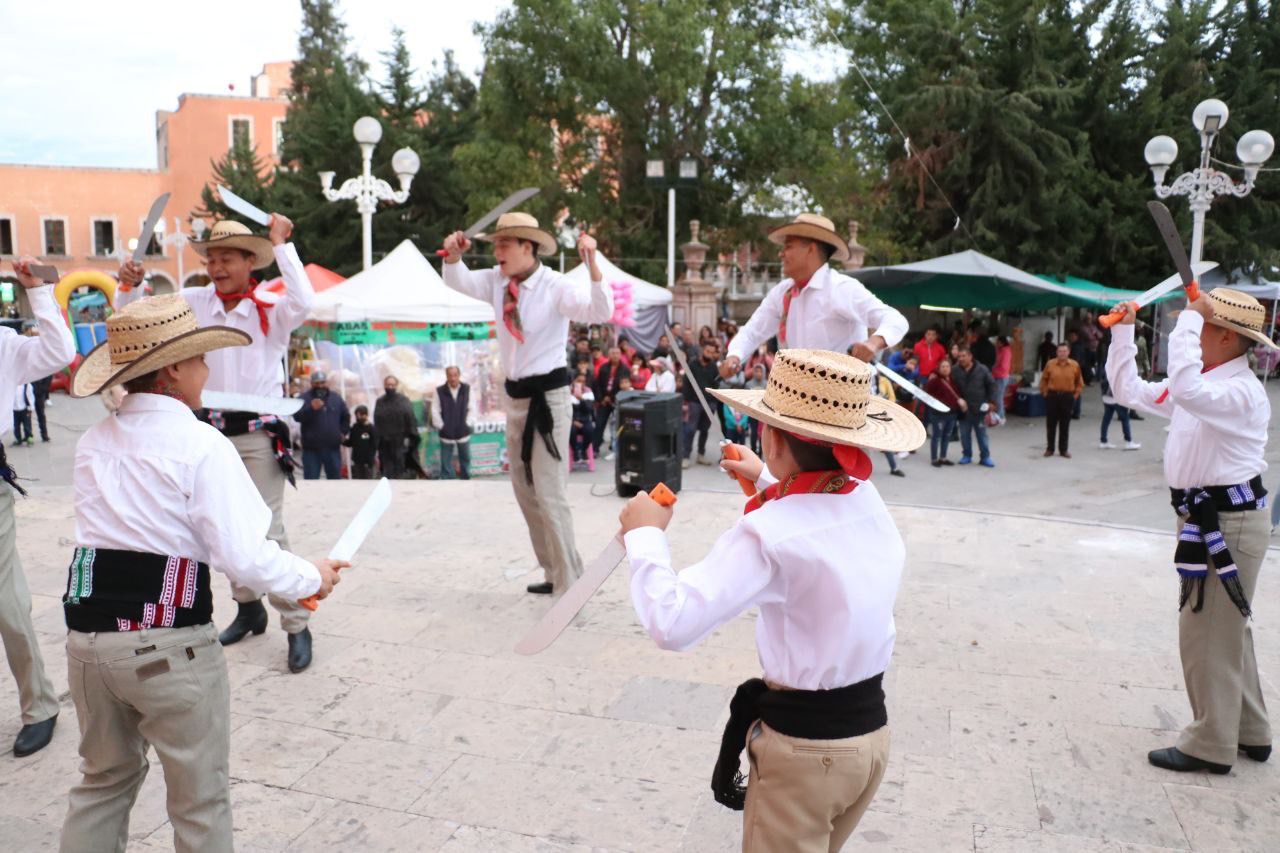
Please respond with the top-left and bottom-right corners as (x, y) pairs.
(709, 349), (925, 453)
(476, 212), (557, 256)
(192, 220), (275, 270)
(70, 295), (250, 397)
(1203, 288), (1280, 350)
(767, 213), (851, 263)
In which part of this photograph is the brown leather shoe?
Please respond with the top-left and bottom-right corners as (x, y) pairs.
(1060, 451), (1072, 458)
(1043, 449), (1053, 457)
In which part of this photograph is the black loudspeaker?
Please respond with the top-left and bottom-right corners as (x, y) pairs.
(614, 391), (683, 497)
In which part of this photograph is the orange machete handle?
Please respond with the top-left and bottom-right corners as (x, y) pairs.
(1185, 280), (1200, 302)
(298, 566), (343, 611)
(1098, 302), (1137, 329)
(721, 443), (757, 496)
(649, 482), (677, 507)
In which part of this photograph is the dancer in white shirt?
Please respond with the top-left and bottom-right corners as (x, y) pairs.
(720, 213), (907, 379)
(119, 215), (322, 671)
(620, 348), (925, 852)
(1107, 289), (1276, 774)
(442, 213), (613, 594)
(0, 258), (75, 758)
(60, 294), (343, 852)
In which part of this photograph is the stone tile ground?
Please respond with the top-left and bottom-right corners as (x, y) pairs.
(0, 395), (1278, 851)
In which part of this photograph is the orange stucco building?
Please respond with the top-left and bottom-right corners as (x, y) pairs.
(0, 63), (291, 294)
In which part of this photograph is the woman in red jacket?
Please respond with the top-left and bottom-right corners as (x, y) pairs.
(923, 358), (965, 466)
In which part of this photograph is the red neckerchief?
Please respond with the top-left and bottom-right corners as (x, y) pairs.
(778, 277), (810, 347)
(1153, 360), (1228, 405)
(743, 433), (872, 514)
(216, 278), (271, 335)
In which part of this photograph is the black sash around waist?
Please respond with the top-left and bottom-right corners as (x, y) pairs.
(504, 367), (571, 486)
(64, 547), (212, 633)
(711, 673), (887, 810)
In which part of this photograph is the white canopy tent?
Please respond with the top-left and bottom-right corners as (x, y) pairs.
(565, 254), (672, 352)
(310, 239), (493, 324)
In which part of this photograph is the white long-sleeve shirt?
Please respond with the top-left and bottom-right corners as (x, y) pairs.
(727, 265), (908, 362)
(644, 371), (676, 394)
(13, 384), (32, 412)
(624, 469), (904, 690)
(442, 261), (613, 380)
(430, 383), (477, 438)
(1106, 311), (1269, 489)
(117, 243), (314, 398)
(74, 393), (321, 600)
(0, 286), (75, 436)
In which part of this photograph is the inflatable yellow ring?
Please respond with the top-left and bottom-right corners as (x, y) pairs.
(54, 270), (118, 313)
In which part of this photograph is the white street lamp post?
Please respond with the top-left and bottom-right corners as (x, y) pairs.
(155, 217), (207, 289)
(1143, 97), (1275, 264)
(318, 116), (421, 271)
(646, 156), (699, 287)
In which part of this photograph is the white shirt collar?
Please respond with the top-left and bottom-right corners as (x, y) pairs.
(118, 392), (197, 418)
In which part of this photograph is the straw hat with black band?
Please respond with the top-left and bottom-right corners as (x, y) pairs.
(70, 295), (250, 398)
(709, 349), (925, 454)
(1201, 287), (1279, 350)
(476, 212), (558, 257)
(767, 213), (851, 264)
(192, 220), (275, 270)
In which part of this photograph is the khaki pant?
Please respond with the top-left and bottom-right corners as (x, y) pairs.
(505, 386), (583, 589)
(61, 623), (231, 853)
(1176, 507), (1272, 765)
(0, 485), (59, 725)
(742, 723), (890, 853)
(226, 431), (308, 633)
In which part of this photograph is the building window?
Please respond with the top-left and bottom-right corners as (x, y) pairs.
(43, 219), (67, 256)
(0, 218), (13, 255)
(156, 121), (169, 170)
(273, 118), (285, 156)
(92, 219), (116, 256)
(230, 117), (253, 149)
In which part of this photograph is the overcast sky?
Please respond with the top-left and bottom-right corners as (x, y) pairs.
(0, 0), (846, 170)
(0, 0), (509, 168)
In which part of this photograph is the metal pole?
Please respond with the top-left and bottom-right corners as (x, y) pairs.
(667, 186), (676, 287)
(360, 147), (374, 271)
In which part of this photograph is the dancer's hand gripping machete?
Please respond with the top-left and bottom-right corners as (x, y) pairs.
(515, 484), (676, 655)
(435, 188), (541, 257)
(1100, 201), (1207, 329)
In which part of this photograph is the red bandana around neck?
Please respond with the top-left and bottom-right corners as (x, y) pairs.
(503, 278), (525, 343)
(216, 278), (272, 335)
(743, 431), (872, 514)
(778, 277), (810, 348)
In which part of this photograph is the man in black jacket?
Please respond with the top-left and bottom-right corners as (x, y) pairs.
(952, 345), (997, 467)
(374, 375), (419, 479)
(682, 340), (722, 468)
(294, 372), (350, 480)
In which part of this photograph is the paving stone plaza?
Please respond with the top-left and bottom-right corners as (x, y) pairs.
(2, 394), (1279, 851)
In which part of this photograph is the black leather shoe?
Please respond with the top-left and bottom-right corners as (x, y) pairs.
(13, 714), (57, 757)
(218, 600), (268, 646)
(287, 628), (313, 673)
(526, 582), (554, 595)
(1148, 746), (1231, 774)
(1241, 743), (1272, 762)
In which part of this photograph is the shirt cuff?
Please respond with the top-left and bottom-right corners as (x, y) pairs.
(755, 468), (777, 489)
(1110, 323), (1135, 344)
(623, 527), (671, 571)
(1176, 310), (1205, 334)
(26, 285), (55, 309)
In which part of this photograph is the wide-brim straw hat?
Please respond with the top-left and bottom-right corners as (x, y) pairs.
(1203, 287), (1279, 350)
(192, 220), (275, 270)
(709, 349), (925, 453)
(70, 294), (250, 397)
(767, 213), (851, 263)
(476, 211), (557, 256)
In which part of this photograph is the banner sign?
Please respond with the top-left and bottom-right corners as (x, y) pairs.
(418, 420), (507, 478)
(307, 320), (494, 346)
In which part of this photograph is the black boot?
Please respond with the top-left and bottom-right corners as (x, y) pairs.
(1241, 743), (1272, 762)
(287, 628), (313, 673)
(218, 600), (268, 646)
(526, 582), (554, 595)
(13, 714), (57, 757)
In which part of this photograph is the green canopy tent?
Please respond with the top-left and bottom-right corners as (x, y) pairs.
(854, 249), (1182, 311)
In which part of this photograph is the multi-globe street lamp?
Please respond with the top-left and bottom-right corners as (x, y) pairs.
(318, 116), (421, 271)
(1143, 98), (1275, 264)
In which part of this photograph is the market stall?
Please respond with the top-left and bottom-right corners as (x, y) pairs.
(304, 239), (505, 475)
